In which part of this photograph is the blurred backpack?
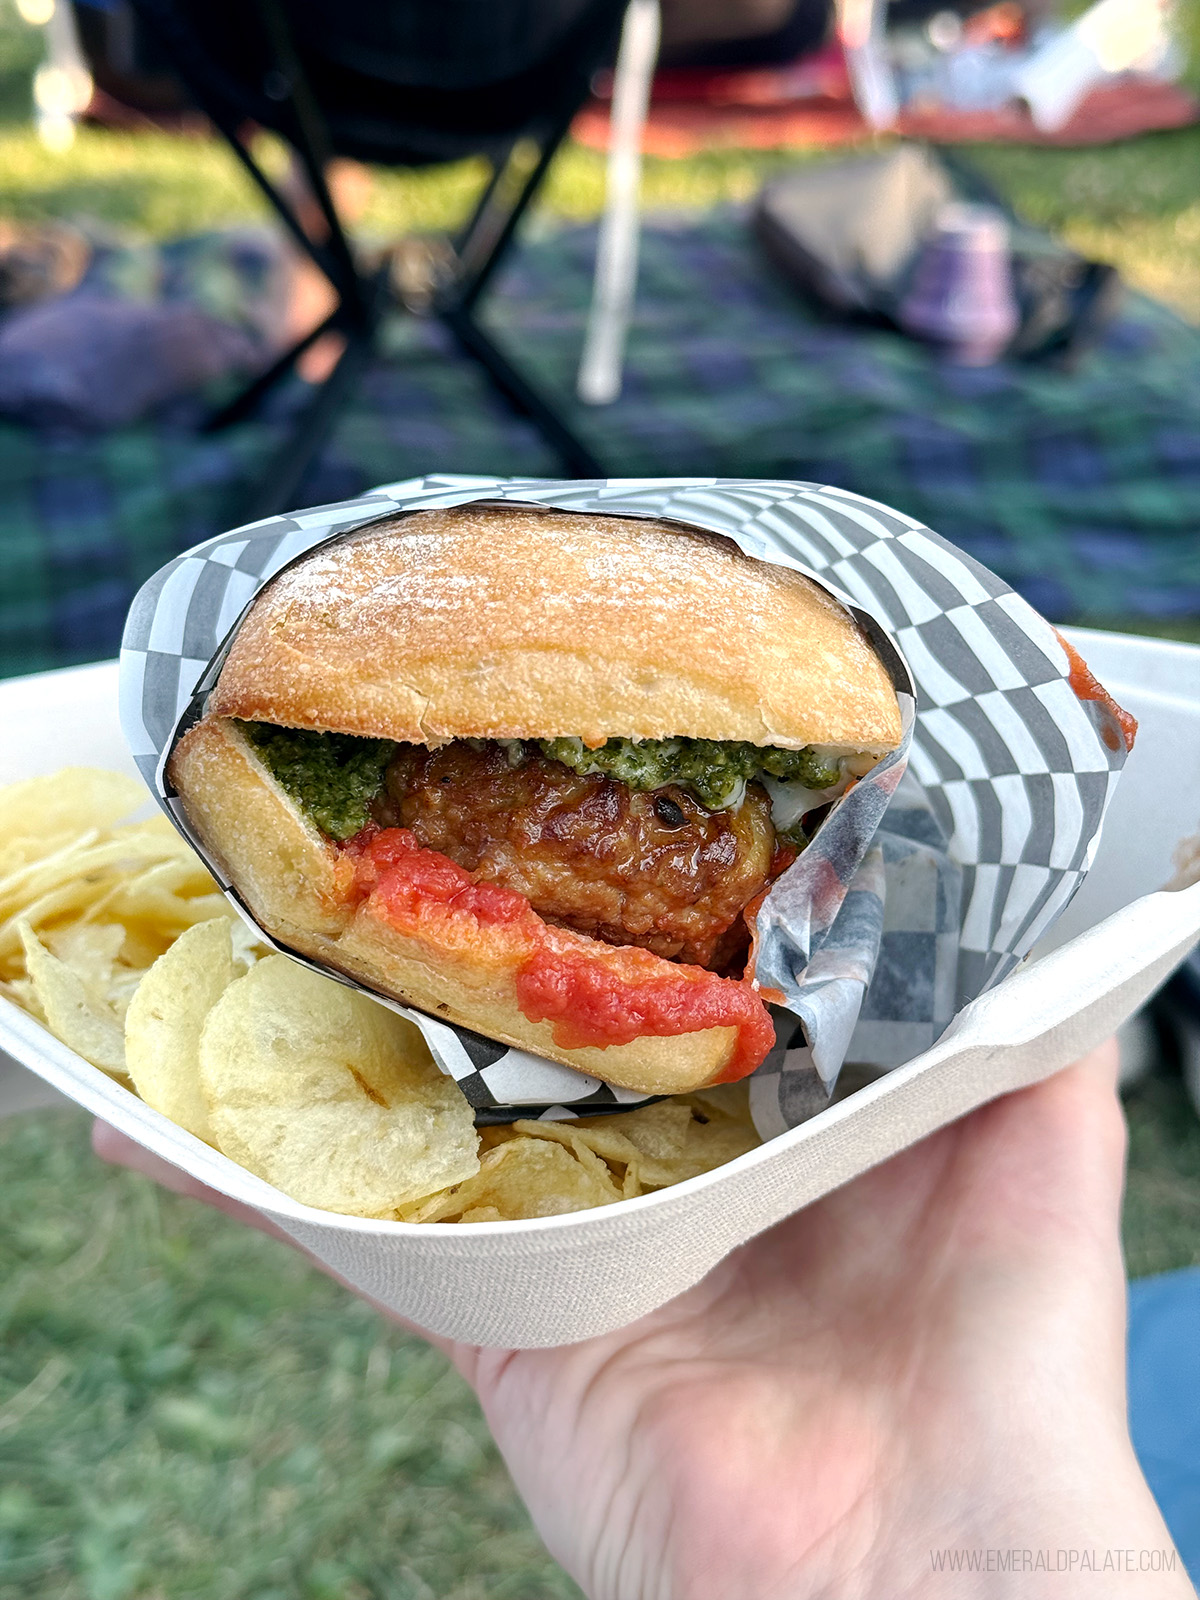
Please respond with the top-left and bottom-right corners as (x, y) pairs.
(754, 144), (1121, 366)
(755, 145), (953, 316)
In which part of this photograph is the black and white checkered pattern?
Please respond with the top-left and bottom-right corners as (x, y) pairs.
(748, 769), (964, 1137)
(120, 477), (1127, 1127)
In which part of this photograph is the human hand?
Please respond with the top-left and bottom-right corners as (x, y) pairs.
(94, 1043), (1191, 1600)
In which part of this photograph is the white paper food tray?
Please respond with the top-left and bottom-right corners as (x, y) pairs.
(2, 635), (1199, 1349)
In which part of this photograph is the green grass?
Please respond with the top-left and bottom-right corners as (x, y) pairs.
(0, 1110), (583, 1600)
(0, 121), (857, 238)
(1124, 1065), (1200, 1279)
(966, 126), (1200, 323)
(0, 0), (37, 126)
(1, 1054), (1197, 1600)
(1072, 616), (1200, 647)
(1, 120), (1198, 320)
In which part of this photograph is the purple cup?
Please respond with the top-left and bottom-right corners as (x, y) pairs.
(899, 202), (1020, 366)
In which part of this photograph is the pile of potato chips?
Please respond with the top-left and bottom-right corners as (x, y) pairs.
(1, 768), (762, 1221)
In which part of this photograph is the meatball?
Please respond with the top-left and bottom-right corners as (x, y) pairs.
(376, 741), (778, 970)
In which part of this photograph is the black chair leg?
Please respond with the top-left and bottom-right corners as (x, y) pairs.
(204, 309), (341, 434)
(129, 0), (624, 507)
(441, 303), (606, 479)
(235, 325), (376, 523)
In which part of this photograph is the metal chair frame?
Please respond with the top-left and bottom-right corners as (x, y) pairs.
(127, 0), (621, 518)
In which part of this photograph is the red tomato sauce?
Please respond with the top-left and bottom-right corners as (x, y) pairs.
(516, 945), (776, 1082)
(349, 825), (535, 931)
(343, 826), (775, 1080)
(1055, 631), (1138, 754)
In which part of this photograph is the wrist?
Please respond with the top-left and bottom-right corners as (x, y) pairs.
(660, 1434), (1188, 1600)
(912, 1441), (1190, 1600)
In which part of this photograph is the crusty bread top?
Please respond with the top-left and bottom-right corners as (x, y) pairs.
(209, 505), (902, 751)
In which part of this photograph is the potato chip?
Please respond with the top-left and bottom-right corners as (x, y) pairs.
(116, 812), (193, 847)
(508, 1117), (644, 1179)
(0, 828), (196, 909)
(109, 925), (161, 971)
(97, 859), (231, 935)
(43, 922), (127, 991)
(0, 769), (144, 843)
(0, 830), (92, 878)
(511, 1089), (760, 1192)
(0, 833), (100, 920)
(105, 965), (148, 1020)
(684, 1082), (758, 1123)
(477, 1122), (521, 1154)
(198, 956), (479, 1215)
(39, 922), (148, 1021)
(514, 1102), (693, 1168)
(125, 918), (238, 1144)
(408, 1135), (622, 1223)
(2, 973), (42, 1021)
(0, 834), (199, 967)
(17, 921), (127, 1077)
(565, 1128), (632, 1195)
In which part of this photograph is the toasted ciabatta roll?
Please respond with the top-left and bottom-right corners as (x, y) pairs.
(169, 505), (902, 1096)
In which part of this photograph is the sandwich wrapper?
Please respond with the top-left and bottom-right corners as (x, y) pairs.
(120, 476), (1114, 1135)
(7, 475), (1194, 1349)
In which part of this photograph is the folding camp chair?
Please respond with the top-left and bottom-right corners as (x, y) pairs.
(114, 0), (629, 517)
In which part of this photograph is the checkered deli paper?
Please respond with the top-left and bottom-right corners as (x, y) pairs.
(119, 477), (1127, 1138)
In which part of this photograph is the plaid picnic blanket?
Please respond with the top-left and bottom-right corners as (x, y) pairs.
(3, 209), (1200, 678)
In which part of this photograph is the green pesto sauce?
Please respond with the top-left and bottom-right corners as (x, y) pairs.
(538, 736), (841, 810)
(242, 723), (396, 841)
(242, 722), (842, 842)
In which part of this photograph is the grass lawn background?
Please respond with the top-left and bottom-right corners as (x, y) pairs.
(0, 1), (1197, 1594)
(0, 1064), (1197, 1600)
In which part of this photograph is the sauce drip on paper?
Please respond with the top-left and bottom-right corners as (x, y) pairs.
(1055, 632), (1138, 754)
